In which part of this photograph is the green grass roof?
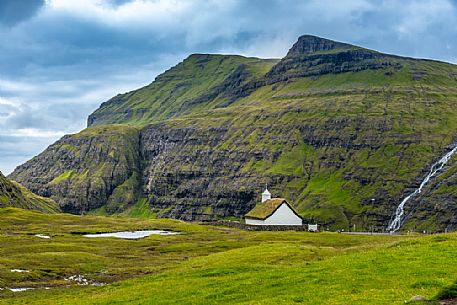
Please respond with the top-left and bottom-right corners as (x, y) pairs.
(245, 198), (295, 220)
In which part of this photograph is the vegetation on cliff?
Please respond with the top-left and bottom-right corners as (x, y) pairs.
(0, 172), (59, 213)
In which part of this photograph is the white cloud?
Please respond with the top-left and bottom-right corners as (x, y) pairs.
(45, 0), (197, 29)
(0, 79), (38, 93)
(0, 96), (18, 106)
(0, 128), (65, 138)
(393, 0), (456, 37)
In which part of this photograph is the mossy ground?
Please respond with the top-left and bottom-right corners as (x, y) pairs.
(1, 208), (456, 304)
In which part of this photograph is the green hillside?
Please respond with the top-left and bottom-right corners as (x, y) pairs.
(10, 35), (457, 231)
(0, 172), (59, 213)
(88, 54), (279, 126)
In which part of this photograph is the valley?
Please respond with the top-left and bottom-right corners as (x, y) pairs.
(3, 2), (457, 304)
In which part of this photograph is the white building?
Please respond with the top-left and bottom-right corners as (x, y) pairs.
(261, 186), (271, 203)
(245, 187), (303, 226)
(308, 224), (319, 232)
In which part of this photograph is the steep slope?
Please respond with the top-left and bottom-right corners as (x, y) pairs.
(0, 171), (59, 213)
(10, 125), (141, 214)
(10, 35), (457, 230)
(88, 54), (279, 126)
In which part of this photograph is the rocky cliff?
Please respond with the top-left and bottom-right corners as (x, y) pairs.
(9, 35), (457, 230)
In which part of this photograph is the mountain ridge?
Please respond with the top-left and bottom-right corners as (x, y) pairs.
(10, 34), (457, 231)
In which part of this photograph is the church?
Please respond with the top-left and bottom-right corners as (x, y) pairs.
(244, 186), (303, 226)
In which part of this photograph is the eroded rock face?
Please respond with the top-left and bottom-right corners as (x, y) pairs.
(399, 155), (457, 232)
(11, 88), (457, 229)
(138, 115), (415, 229)
(267, 48), (402, 82)
(9, 93), (457, 230)
(140, 124), (257, 220)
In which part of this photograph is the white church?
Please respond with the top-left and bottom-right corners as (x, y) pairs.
(244, 186), (303, 226)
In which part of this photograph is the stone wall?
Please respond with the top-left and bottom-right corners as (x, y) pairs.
(209, 220), (313, 231)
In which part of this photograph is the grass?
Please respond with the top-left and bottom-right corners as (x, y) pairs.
(49, 171), (74, 184)
(88, 54), (276, 127)
(244, 198), (287, 219)
(119, 198), (157, 218)
(1, 208), (457, 304)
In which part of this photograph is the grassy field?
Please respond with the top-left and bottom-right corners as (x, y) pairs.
(0, 208), (456, 304)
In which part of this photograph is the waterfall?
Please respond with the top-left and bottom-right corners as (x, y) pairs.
(387, 145), (457, 233)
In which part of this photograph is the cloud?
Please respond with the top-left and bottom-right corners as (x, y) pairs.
(1, 0), (457, 174)
(0, 133), (60, 175)
(393, 0), (455, 36)
(0, 0), (45, 26)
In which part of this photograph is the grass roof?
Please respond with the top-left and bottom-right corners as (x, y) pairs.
(245, 198), (292, 220)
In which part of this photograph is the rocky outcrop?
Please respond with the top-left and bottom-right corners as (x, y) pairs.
(285, 35), (354, 57)
(267, 49), (402, 81)
(398, 154), (457, 232)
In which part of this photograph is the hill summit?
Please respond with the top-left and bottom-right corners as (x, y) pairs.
(10, 35), (457, 231)
(286, 35), (356, 56)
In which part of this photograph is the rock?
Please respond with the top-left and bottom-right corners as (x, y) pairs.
(286, 35), (354, 57)
(409, 295), (426, 302)
(9, 125), (141, 214)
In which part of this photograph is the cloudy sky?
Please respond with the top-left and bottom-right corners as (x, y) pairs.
(1, 0), (457, 174)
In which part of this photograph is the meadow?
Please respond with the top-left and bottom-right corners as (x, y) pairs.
(0, 207), (456, 304)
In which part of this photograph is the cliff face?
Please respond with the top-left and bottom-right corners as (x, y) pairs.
(9, 35), (457, 230)
(285, 35), (354, 56)
(0, 171), (59, 213)
(140, 124), (256, 220)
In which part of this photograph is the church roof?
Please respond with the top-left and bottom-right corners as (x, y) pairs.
(245, 198), (302, 220)
(262, 188), (271, 195)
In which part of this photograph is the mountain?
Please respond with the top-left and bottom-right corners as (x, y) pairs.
(9, 35), (457, 230)
(0, 171), (59, 213)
